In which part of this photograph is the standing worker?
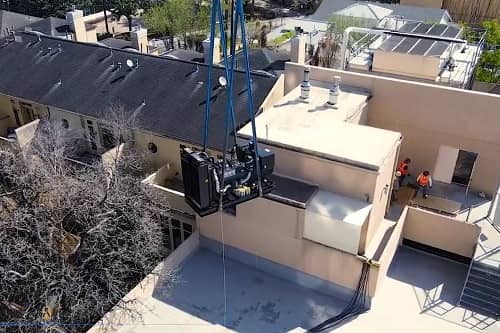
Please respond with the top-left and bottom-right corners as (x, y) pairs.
(415, 170), (433, 199)
(397, 158), (411, 186)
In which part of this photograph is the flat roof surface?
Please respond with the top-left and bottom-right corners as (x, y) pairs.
(136, 248), (347, 333)
(265, 174), (318, 209)
(336, 246), (500, 333)
(97, 246), (499, 333)
(238, 83), (401, 170)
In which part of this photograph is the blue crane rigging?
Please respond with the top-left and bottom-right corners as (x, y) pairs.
(180, 0), (275, 217)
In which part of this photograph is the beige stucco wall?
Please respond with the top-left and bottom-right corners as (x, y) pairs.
(0, 94), (15, 136)
(284, 63), (500, 195)
(50, 107), (85, 135)
(403, 207), (481, 258)
(372, 50), (442, 81)
(0, 94), (49, 133)
(400, 0), (443, 8)
(368, 143), (400, 246)
(266, 143), (378, 200)
(133, 130), (184, 173)
(252, 131), (398, 254)
(375, 207), (408, 290)
(198, 197), (380, 297)
(260, 73), (286, 113)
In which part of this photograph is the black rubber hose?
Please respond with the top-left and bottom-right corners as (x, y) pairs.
(307, 263), (370, 333)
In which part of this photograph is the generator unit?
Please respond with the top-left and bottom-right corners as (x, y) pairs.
(181, 143), (274, 216)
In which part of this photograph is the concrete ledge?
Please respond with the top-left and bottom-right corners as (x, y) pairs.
(87, 231), (200, 333)
(200, 236), (367, 305)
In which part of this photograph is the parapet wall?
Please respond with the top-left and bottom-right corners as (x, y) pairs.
(284, 63), (500, 195)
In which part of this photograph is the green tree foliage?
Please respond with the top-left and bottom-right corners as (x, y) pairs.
(7, 0), (75, 17)
(110, 0), (149, 32)
(482, 19), (500, 46)
(143, 0), (210, 41)
(476, 19), (500, 83)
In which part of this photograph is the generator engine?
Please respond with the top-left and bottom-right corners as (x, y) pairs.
(181, 143), (274, 216)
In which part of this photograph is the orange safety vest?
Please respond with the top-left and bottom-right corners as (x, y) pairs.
(398, 161), (409, 175)
(418, 174), (430, 186)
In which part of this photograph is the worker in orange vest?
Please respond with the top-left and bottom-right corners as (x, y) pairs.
(415, 170), (433, 199)
(397, 158), (411, 186)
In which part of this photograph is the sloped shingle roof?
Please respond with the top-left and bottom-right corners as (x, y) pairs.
(233, 48), (291, 76)
(0, 33), (277, 150)
(23, 16), (68, 37)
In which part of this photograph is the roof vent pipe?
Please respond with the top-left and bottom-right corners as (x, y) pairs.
(328, 76), (341, 107)
(300, 66), (311, 100)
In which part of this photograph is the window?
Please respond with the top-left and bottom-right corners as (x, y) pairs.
(452, 150), (478, 186)
(19, 102), (35, 124)
(86, 120), (97, 151)
(148, 142), (158, 153)
(10, 100), (21, 127)
(167, 218), (195, 250)
(61, 119), (69, 129)
(99, 125), (116, 150)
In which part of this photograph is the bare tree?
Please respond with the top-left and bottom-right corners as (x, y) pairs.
(313, 15), (373, 69)
(0, 110), (173, 333)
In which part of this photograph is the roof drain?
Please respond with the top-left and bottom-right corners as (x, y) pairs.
(307, 259), (373, 333)
(300, 66), (311, 101)
(327, 76), (341, 109)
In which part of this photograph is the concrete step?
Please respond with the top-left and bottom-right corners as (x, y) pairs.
(471, 263), (500, 280)
(467, 278), (500, 299)
(468, 270), (500, 288)
(460, 298), (500, 320)
(464, 286), (500, 305)
(461, 294), (500, 318)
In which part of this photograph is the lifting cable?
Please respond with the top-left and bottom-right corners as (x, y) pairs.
(307, 262), (371, 333)
(203, 0), (264, 327)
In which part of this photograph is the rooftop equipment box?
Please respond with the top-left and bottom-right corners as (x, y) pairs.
(304, 191), (372, 255)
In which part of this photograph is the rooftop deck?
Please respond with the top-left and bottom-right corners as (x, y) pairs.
(394, 178), (492, 221)
(154, 248), (347, 333)
(238, 83), (401, 171)
(95, 241), (500, 333)
(340, 246), (499, 333)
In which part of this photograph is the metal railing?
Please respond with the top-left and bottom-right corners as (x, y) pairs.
(458, 233), (480, 306)
(462, 28), (487, 89)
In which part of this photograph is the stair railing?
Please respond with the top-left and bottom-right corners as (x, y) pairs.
(458, 233), (480, 306)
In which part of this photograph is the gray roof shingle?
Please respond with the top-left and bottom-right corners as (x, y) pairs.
(23, 16), (69, 37)
(233, 48), (291, 76)
(0, 10), (42, 37)
(0, 33), (277, 150)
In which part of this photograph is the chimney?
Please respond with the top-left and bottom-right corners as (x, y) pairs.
(300, 66), (311, 100)
(203, 37), (221, 65)
(131, 28), (148, 53)
(291, 35), (306, 64)
(66, 9), (87, 42)
(328, 76), (341, 107)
